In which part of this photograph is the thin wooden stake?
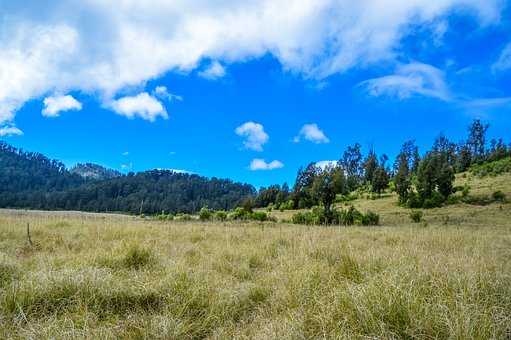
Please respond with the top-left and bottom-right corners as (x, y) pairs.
(26, 223), (33, 246)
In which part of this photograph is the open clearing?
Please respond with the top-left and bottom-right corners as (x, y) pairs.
(1, 173), (511, 339)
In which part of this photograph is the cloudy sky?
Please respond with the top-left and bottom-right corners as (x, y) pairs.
(1, 0), (511, 187)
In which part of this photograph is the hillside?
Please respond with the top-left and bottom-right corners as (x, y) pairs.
(70, 163), (122, 180)
(0, 142), (255, 214)
(268, 169), (511, 227)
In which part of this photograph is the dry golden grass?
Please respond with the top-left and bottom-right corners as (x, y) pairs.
(0, 172), (510, 339)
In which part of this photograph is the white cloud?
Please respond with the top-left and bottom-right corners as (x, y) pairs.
(464, 96), (511, 109)
(122, 151), (129, 156)
(249, 159), (284, 171)
(42, 94), (82, 117)
(360, 62), (450, 101)
(492, 43), (511, 73)
(153, 86), (183, 102)
(199, 61), (226, 80)
(0, 1), (500, 126)
(110, 93), (168, 122)
(235, 121), (269, 151)
(0, 126), (23, 137)
(294, 123), (330, 144)
(315, 160), (337, 170)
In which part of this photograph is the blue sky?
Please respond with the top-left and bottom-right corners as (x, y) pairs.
(1, 1), (511, 188)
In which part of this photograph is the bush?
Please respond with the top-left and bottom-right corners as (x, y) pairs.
(470, 157), (511, 177)
(292, 206), (379, 226)
(406, 192), (423, 209)
(280, 200), (294, 210)
(462, 185), (471, 198)
(175, 213), (193, 221)
(423, 191), (445, 209)
(461, 192), (507, 206)
(214, 210), (227, 221)
(359, 211), (380, 226)
(228, 207), (250, 220)
(409, 210), (423, 223)
(157, 213), (173, 221)
(334, 206), (360, 226)
(199, 207), (212, 221)
(492, 191), (507, 203)
(292, 211), (320, 225)
(250, 211), (269, 222)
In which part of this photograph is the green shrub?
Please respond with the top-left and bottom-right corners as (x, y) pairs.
(462, 194), (492, 206)
(214, 210), (227, 221)
(337, 206), (361, 226)
(228, 207), (250, 220)
(409, 210), (423, 223)
(292, 206), (379, 226)
(199, 207), (212, 221)
(462, 185), (471, 198)
(492, 191), (507, 203)
(461, 192), (507, 206)
(156, 213), (173, 221)
(292, 211), (319, 225)
(406, 192), (423, 209)
(359, 211), (379, 226)
(175, 213), (193, 221)
(422, 191), (445, 209)
(250, 211), (269, 222)
(470, 157), (511, 177)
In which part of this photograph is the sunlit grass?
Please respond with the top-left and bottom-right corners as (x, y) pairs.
(0, 205), (510, 339)
(0, 172), (510, 338)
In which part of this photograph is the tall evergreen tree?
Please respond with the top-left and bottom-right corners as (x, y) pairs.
(340, 143), (363, 192)
(467, 119), (489, 163)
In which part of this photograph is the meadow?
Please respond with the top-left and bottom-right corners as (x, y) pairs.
(0, 173), (511, 339)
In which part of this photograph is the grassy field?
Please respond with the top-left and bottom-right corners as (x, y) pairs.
(1, 173), (511, 339)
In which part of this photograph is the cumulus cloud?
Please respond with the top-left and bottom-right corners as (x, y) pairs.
(294, 123), (330, 144)
(110, 93), (168, 122)
(0, 1), (500, 126)
(0, 126), (23, 137)
(492, 43), (511, 73)
(235, 121), (269, 151)
(199, 61), (226, 80)
(153, 86), (183, 102)
(360, 62), (450, 101)
(42, 94), (82, 117)
(249, 159), (284, 171)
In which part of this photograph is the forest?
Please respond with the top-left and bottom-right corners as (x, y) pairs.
(0, 142), (255, 214)
(1, 119), (510, 217)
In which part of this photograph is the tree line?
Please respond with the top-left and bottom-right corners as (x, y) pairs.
(254, 119), (511, 220)
(1, 119), (509, 217)
(0, 142), (255, 214)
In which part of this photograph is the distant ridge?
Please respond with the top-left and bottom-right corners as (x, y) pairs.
(0, 141), (255, 214)
(70, 163), (122, 180)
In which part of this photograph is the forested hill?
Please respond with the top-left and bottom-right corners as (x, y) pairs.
(70, 163), (122, 180)
(0, 142), (256, 214)
(0, 142), (84, 193)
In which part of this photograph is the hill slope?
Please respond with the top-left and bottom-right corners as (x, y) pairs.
(70, 163), (122, 180)
(268, 169), (511, 227)
(0, 142), (255, 214)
